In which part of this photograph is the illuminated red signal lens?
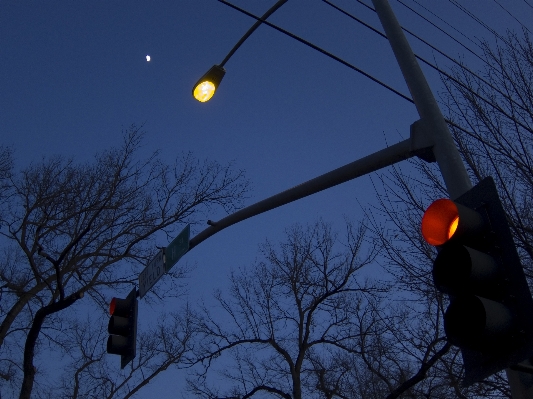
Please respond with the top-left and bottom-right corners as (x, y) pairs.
(110, 298), (117, 315)
(421, 199), (460, 246)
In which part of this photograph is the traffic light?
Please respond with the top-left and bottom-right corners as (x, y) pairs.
(107, 287), (138, 369)
(421, 177), (533, 385)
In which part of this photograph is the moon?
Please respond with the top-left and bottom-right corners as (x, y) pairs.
(146, 55), (151, 62)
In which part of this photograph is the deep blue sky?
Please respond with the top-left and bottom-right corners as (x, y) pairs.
(1, 0), (532, 397)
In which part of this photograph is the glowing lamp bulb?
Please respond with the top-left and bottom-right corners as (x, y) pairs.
(192, 65), (225, 102)
(421, 199), (460, 246)
(193, 81), (216, 102)
(448, 215), (459, 239)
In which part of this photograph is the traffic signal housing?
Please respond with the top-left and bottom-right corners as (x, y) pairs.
(107, 287), (138, 369)
(421, 177), (533, 385)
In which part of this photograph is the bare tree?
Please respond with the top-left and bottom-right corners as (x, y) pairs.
(0, 145), (12, 181)
(443, 30), (533, 279)
(186, 220), (379, 399)
(0, 125), (249, 399)
(0, 145), (13, 211)
(41, 305), (197, 399)
(305, 295), (455, 399)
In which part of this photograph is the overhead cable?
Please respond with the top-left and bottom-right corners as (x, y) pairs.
(396, 0), (485, 63)
(491, 0), (532, 34)
(217, 0), (414, 103)
(447, 0), (511, 46)
(323, 0), (531, 116)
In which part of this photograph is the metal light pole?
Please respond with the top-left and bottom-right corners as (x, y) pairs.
(370, 0), (471, 200)
(371, 0), (533, 396)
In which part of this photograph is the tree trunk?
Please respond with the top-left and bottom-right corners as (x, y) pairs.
(19, 292), (82, 399)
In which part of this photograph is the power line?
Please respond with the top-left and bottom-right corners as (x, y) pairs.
(401, 0), (482, 50)
(396, 0), (485, 63)
(491, 0), (532, 35)
(323, 0), (530, 116)
(447, 0), (511, 46)
(416, 57), (533, 136)
(326, 0), (487, 78)
(327, 0), (474, 78)
(395, 16), (530, 115)
(219, 0), (288, 68)
(216, 0), (414, 103)
(323, 1), (533, 136)
(323, 0), (385, 39)
(394, 0), (533, 117)
(354, 0), (376, 13)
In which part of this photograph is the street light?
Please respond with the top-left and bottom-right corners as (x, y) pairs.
(192, 64), (226, 102)
(192, 0), (288, 102)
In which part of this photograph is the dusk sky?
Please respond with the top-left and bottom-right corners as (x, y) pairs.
(2, 0), (532, 397)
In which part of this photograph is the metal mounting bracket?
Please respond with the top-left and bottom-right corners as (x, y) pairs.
(410, 119), (436, 163)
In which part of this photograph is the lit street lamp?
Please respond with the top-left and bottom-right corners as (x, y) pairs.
(192, 64), (226, 102)
(192, 0), (288, 102)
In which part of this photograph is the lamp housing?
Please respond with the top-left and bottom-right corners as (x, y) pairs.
(192, 64), (226, 102)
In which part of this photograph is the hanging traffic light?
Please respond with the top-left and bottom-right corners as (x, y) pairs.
(421, 177), (533, 385)
(107, 287), (138, 369)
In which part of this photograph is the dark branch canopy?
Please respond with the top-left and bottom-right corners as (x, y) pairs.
(0, 125), (249, 399)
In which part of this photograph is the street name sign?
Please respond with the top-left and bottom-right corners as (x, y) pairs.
(138, 249), (164, 298)
(165, 224), (190, 272)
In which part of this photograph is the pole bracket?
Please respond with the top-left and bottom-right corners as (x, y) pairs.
(410, 119), (436, 163)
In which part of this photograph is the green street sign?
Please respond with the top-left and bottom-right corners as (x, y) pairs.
(165, 224), (190, 271)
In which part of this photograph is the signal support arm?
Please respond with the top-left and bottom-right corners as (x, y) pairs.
(189, 122), (434, 250)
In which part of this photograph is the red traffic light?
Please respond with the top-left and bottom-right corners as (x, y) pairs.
(107, 288), (138, 369)
(109, 296), (131, 317)
(421, 199), (459, 246)
(422, 178), (533, 385)
(109, 297), (116, 315)
(421, 198), (485, 246)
